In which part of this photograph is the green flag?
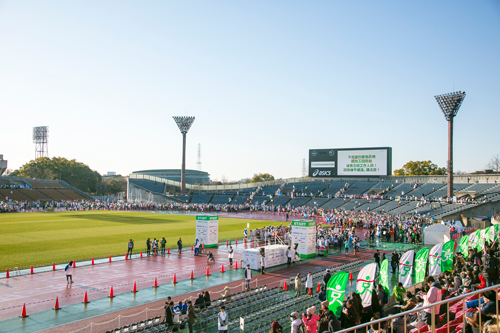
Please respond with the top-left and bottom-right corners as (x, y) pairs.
(441, 240), (454, 271)
(380, 259), (390, 296)
(495, 224), (500, 240)
(476, 229), (482, 251)
(460, 235), (469, 259)
(485, 227), (492, 243)
(415, 248), (430, 284)
(326, 271), (349, 318)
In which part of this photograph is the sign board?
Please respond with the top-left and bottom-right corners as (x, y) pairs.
(309, 147), (392, 177)
(291, 220), (316, 258)
(240, 317), (244, 331)
(196, 216), (219, 248)
(242, 245), (291, 270)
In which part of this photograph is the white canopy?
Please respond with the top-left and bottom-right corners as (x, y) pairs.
(452, 221), (464, 232)
(424, 223), (451, 245)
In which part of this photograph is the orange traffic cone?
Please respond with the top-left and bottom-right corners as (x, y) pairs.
(221, 265), (225, 273)
(83, 291), (90, 304)
(283, 280), (288, 290)
(206, 268), (210, 276)
(92, 257), (94, 265)
(53, 297), (61, 310)
(244, 238), (247, 244)
(167, 248), (170, 254)
(236, 239), (238, 245)
(235, 261), (238, 269)
(109, 286), (115, 298)
(349, 271), (353, 280)
(19, 303), (29, 317)
(308, 288), (312, 295)
(153, 277), (158, 288)
(140, 251), (142, 258)
(132, 282), (138, 292)
(109, 255), (112, 263)
(226, 240), (229, 246)
(6, 269), (9, 278)
(73, 260), (76, 268)
(53, 263), (56, 271)
(191, 244), (194, 251)
(30, 265), (34, 274)
(125, 253), (128, 260)
(190, 270), (194, 280)
(317, 282), (321, 293)
(173, 274), (177, 284)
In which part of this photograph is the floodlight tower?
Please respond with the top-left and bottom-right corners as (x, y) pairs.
(33, 126), (49, 159)
(434, 91), (466, 198)
(173, 116), (195, 194)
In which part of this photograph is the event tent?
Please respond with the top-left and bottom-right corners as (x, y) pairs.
(424, 223), (451, 245)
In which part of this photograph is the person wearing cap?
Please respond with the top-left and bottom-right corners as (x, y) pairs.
(323, 269), (332, 285)
(218, 305), (228, 331)
(290, 312), (302, 333)
(221, 286), (232, 301)
(464, 290), (498, 333)
(302, 306), (320, 332)
(318, 300), (340, 333)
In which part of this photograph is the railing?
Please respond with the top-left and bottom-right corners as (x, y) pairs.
(336, 284), (500, 333)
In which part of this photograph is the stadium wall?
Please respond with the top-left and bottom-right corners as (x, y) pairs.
(443, 200), (500, 222)
(127, 182), (180, 204)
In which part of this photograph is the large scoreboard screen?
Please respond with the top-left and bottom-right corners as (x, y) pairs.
(309, 147), (392, 178)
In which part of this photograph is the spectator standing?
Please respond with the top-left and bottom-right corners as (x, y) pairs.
(203, 290), (211, 308)
(245, 264), (252, 290)
(290, 312), (303, 333)
(374, 250), (380, 268)
(323, 269), (332, 285)
(287, 246), (292, 266)
(295, 273), (303, 297)
(218, 305), (228, 332)
(228, 246), (234, 266)
(421, 276), (442, 325)
(177, 238), (183, 254)
(302, 306), (320, 332)
(221, 286), (232, 301)
(127, 239), (134, 257)
(65, 261), (74, 284)
(318, 286), (326, 302)
(269, 320), (283, 333)
(164, 301), (175, 327)
(305, 272), (313, 297)
(187, 300), (196, 333)
(161, 237), (166, 254)
(194, 293), (205, 310)
(146, 238), (151, 256)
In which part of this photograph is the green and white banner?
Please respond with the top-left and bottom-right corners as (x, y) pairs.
(429, 243), (443, 276)
(380, 259), (390, 297)
(460, 235), (469, 259)
(469, 232), (477, 249)
(399, 250), (415, 288)
(475, 229), (482, 251)
(486, 227), (493, 243)
(327, 271), (349, 318)
(441, 240), (455, 272)
(356, 263), (377, 307)
(415, 248), (429, 284)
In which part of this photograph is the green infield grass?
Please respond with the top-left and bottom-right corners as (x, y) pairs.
(0, 211), (286, 270)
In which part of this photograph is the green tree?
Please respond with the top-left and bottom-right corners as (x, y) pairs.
(10, 157), (100, 193)
(393, 161), (446, 176)
(248, 173), (275, 183)
(102, 177), (127, 195)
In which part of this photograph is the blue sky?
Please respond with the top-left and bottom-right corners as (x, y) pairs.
(1, 0), (499, 181)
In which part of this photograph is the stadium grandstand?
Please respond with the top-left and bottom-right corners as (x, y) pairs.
(0, 176), (93, 201)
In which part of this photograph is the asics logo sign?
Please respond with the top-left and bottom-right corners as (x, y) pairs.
(312, 169), (331, 177)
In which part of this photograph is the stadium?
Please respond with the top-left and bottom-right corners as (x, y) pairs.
(2, 2), (500, 333)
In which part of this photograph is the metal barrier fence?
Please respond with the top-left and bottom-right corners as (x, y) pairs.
(336, 284), (500, 333)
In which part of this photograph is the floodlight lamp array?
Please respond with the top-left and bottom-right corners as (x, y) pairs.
(173, 116), (195, 134)
(434, 91), (466, 121)
(32, 126), (49, 143)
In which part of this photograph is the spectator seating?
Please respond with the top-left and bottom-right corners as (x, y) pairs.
(190, 194), (213, 204)
(285, 197), (311, 207)
(405, 183), (446, 197)
(320, 198), (351, 209)
(383, 183), (416, 198)
(354, 199), (389, 212)
(344, 182), (378, 195)
(172, 195), (190, 203)
(457, 183), (497, 194)
(250, 196), (269, 205)
(374, 200), (407, 212)
(427, 184), (471, 198)
(304, 197), (329, 207)
(388, 201), (420, 214)
(323, 182), (350, 195)
(231, 195), (250, 205)
(338, 199), (367, 210)
(266, 196), (290, 207)
(210, 195), (234, 205)
(0, 189), (31, 201)
(129, 179), (165, 194)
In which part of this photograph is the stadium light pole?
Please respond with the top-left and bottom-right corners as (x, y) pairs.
(434, 91), (466, 198)
(173, 116), (195, 195)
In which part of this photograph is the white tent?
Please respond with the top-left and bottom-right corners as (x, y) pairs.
(424, 223), (451, 245)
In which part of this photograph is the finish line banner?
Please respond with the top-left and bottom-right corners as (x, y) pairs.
(309, 147), (392, 177)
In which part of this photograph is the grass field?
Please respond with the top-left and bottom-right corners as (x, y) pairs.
(0, 211), (285, 270)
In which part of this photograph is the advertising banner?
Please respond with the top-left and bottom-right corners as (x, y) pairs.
(459, 235), (469, 259)
(415, 248), (429, 284)
(380, 259), (390, 297)
(195, 216), (219, 248)
(441, 240), (454, 272)
(326, 271), (349, 318)
(291, 220), (317, 258)
(429, 243), (443, 276)
(399, 250), (414, 288)
(356, 263), (377, 307)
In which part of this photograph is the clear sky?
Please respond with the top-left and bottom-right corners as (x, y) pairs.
(1, 0), (499, 181)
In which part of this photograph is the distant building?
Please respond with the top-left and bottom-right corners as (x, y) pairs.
(131, 169), (210, 185)
(468, 169), (500, 175)
(106, 171), (117, 176)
